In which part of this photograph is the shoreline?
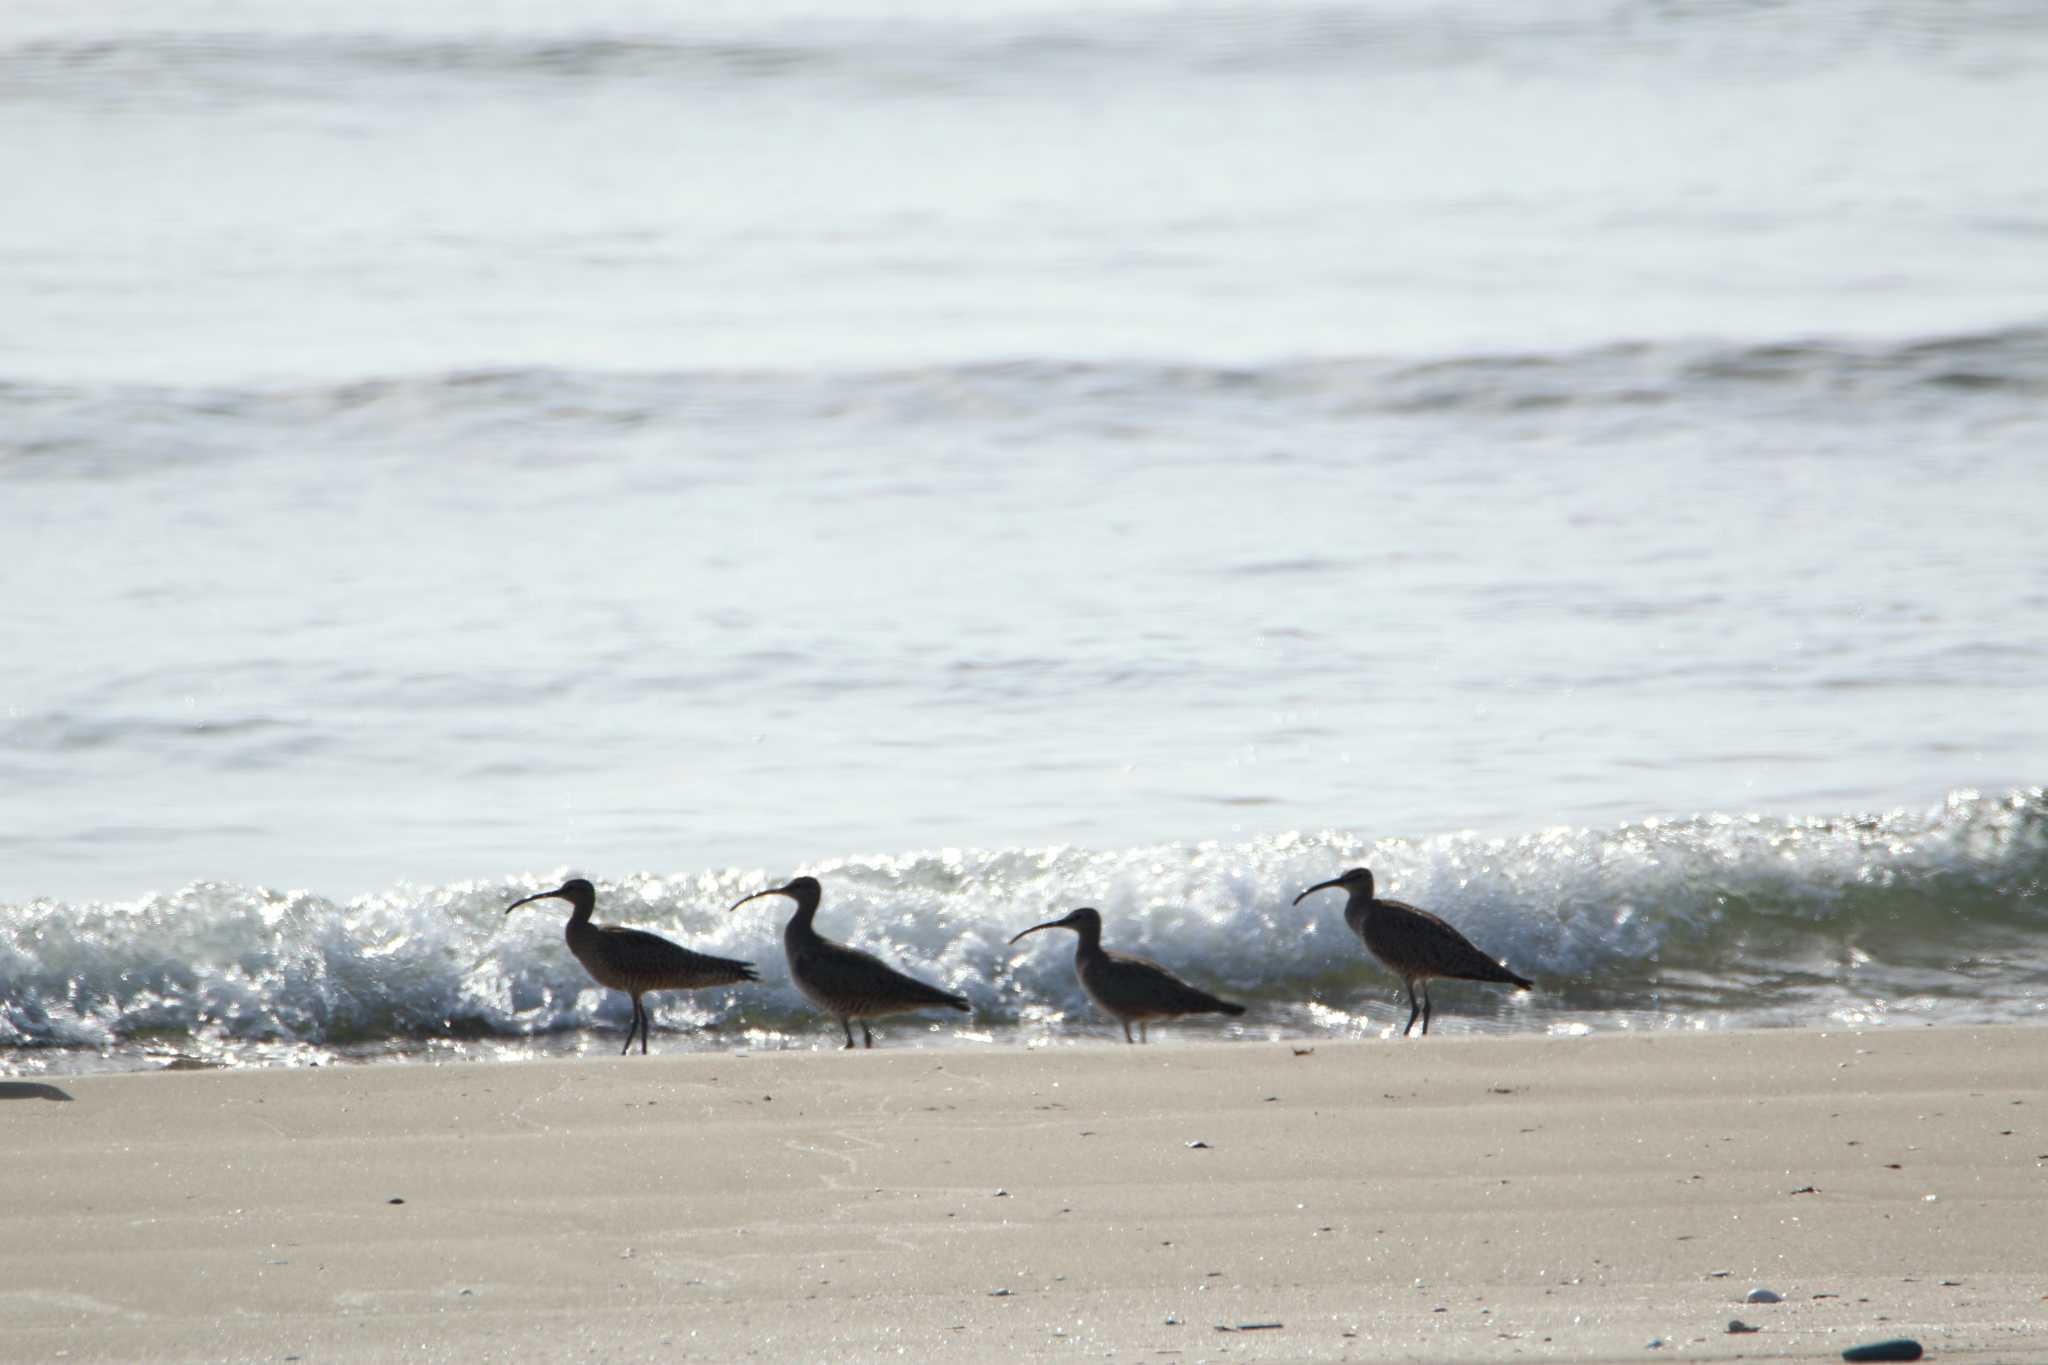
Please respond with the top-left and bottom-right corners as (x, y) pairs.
(8, 1011), (2041, 1080)
(4, 1026), (2044, 1361)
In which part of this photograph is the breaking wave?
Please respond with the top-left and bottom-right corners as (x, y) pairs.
(3, 788), (2042, 1071)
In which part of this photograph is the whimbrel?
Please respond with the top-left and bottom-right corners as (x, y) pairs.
(1294, 867), (1531, 1036)
(505, 878), (758, 1055)
(728, 876), (969, 1048)
(1009, 907), (1246, 1044)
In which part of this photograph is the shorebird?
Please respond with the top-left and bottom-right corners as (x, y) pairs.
(1009, 907), (1247, 1043)
(505, 878), (758, 1055)
(728, 875), (970, 1048)
(1294, 867), (1531, 1036)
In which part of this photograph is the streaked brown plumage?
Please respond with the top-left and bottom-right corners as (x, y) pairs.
(1009, 906), (1246, 1044)
(729, 875), (969, 1049)
(505, 878), (758, 1055)
(1294, 867), (1531, 1036)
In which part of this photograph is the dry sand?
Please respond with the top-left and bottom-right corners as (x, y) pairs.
(3, 1025), (2044, 1363)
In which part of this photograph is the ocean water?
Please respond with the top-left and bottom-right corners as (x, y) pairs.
(4, 0), (2046, 1071)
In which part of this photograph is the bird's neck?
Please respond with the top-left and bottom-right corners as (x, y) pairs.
(783, 896), (820, 942)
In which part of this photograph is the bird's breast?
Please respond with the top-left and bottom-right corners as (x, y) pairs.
(1073, 954), (1119, 1009)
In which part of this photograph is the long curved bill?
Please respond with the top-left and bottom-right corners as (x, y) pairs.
(504, 888), (561, 915)
(1292, 877), (1345, 906)
(1007, 918), (1068, 947)
(728, 885), (789, 912)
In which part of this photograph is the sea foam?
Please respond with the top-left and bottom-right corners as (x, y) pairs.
(4, 788), (2041, 1071)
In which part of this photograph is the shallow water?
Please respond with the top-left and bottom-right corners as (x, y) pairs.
(3, 0), (2045, 1070)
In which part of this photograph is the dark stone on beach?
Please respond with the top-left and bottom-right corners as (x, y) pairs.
(1726, 1319), (1759, 1334)
(1842, 1340), (1923, 1362)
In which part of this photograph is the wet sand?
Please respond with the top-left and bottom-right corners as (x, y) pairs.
(3, 1026), (2043, 1362)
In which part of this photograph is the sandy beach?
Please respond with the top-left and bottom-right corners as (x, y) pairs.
(3, 1025), (2043, 1363)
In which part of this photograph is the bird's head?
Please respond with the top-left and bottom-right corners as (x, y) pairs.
(506, 877), (597, 915)
(1008, 906), (1102, 946)
(1292, 867), (1374, 906)
(728, 875), (821, 914)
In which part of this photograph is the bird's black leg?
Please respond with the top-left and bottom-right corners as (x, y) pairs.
(1139, 1021), (1149, 1045)
(621, 998), (640, 1055)
(841, 1018), (856, 1050)
(861, 1022), (874, 1049)
(1122, 1021), (1134, 1045)
(640, 998), (651, 1055)
(1421, 983), (1432, 1037)
(1403, 980), (1422, 1037)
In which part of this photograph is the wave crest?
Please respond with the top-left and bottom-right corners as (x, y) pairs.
(9, 327), (2047, 478)
(4, 788), (2042, 1068)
